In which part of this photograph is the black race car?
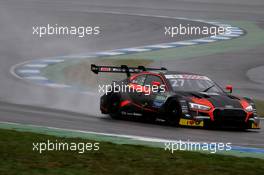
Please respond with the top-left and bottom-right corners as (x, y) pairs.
(91, 64), (260, 129)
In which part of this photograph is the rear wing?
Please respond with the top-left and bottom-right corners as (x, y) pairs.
(91, 64), (167, 77)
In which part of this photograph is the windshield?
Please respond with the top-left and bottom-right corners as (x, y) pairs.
(166, 74), (223, 93)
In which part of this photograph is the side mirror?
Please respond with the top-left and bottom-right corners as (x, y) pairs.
(151, 81), (161, 87)
(226, 85), (233, 93)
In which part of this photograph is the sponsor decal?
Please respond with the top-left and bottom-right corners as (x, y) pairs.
(179, 118), (204, 127)
(155, 95), (167, 101)
(252, 122), (260, 129)
(152, 95), (167, 107)
(100, 67), (111, 71)
(121, 111), (142, 116)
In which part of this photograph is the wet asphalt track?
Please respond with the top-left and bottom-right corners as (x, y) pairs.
(0, 0), (264, 147)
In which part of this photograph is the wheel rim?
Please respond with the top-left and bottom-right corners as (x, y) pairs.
(167, 103), (180, 125)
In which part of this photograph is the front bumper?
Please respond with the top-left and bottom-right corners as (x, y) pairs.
(179, 115), (261, 129)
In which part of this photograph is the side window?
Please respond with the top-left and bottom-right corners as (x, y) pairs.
(131, 74), (146, 85)
(144, 75), (163, 86)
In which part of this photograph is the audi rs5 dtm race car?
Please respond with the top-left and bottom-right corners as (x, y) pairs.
(91, 64), (260, 129)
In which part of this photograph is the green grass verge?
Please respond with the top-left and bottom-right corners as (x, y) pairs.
(1, 129), (264, 175)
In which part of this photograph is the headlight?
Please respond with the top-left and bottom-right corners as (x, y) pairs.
(245, 105), (253, 112)
(189, 102), (211, 111)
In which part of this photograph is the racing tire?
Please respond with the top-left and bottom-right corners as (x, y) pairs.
(165, 101), (181, 126)
(108, 94), (121, 119)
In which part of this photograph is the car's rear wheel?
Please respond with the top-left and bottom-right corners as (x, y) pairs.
(109, 94), (121, 119)
(165, 101), (181, 126)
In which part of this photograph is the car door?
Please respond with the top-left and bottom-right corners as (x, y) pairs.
(142, 74), (166, 111)
(128, 74), (147, 109)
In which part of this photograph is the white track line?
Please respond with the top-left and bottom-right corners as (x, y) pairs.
(97, 52), (124, 56)
(41, 59), (65, 63)
(121, 48), (151, 52)
(17, 69), (40, 74)
(210, 36), (230, 40)
(171, 41), (198, 45)
(24, 64), (48, 68)
(194, 39), (216, 43)
(45, 83), (71, 88)
(24, 76), (48, 80)
(148, 44), (175, 48)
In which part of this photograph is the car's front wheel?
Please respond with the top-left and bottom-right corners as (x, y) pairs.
(165, 101), (181, 126)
